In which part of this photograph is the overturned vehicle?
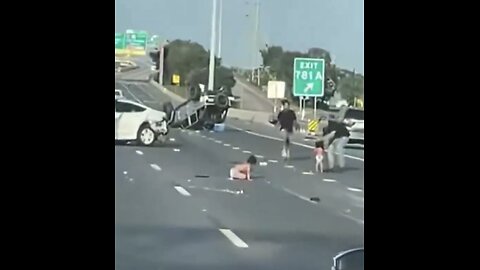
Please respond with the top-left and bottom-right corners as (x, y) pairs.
(168, 83), (234, 130)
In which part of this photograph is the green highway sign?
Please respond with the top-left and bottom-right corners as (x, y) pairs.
(125, 31), (148, 50)
(293, 57), (325, 97)
(115, 33), (126, 49)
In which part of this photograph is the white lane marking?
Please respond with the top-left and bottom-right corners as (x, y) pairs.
(302, 171), (314, 175)
(282, 187), (317, 205)
(122, 87), (144, 104)
(173, 148), (181, 152)
(232, 147), (240, 150)
(174, 186), (191, 196)
(347, 187), (363, 192)
(339, 211), (364, 226)
(215, 140), (222, 144)
(242, 150), (252, 154)
(209, 130), (214, 133)
(266, 180), (271, 184)
(256, 155), (265, 159)
(229, 124), (364, 162)
(223, 143), (231, 147)
(284, 165), (294, 169)
(187, 186), (244, 195)
(323, 178), (337, 182)
(219, 229), (249, 248)
(135, 150), (144, 155)
(202, 209), (207, 212)
(169, 138), (176, 142)
(259, 161), (268, 166)
(268, 159), (278, 163)
(123, 171), (128, 175)
(129, 178), (134, 182)
(187, 179), (192, 182)
(201, 135), (207, 138)
(150, 164), (162, 171)
(195, 130), (200, 133)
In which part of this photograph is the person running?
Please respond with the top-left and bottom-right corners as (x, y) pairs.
(275, 100), (298, 159)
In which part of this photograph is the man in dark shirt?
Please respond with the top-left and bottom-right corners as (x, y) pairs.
(276, 100), (298, 159)
(323, 120), (350, 171)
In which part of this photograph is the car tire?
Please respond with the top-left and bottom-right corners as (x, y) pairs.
(214, 93), (229, 109)
(137, 124), (156, 146)
(188, 84), (201, 101)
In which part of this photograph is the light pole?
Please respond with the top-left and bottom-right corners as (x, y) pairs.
(249, 0), (260, 86)
(217, 0), (223, 58)
(208, 0), (218, 91)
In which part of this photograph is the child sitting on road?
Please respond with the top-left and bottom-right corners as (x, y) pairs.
(229, 155), (257, 181)
(313, 140), (325, 173)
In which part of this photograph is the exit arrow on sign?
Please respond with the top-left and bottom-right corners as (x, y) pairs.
(292, 58), (325, 97)
(304, 83), (314, 92)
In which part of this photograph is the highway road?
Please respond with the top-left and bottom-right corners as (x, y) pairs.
(232, 76), (274, 112)
(115, 79), (364, 270)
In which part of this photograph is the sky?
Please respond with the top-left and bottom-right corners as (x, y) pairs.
(115, 0), (364, 73)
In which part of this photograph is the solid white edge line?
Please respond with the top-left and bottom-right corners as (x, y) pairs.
(339, 212), (364, 225)
(174, 186), (191, 196)
(228, 124), (364, 162)
(218, 229), (249, 248)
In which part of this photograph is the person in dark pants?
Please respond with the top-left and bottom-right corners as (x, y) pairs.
(276, 100), (298, 159)
(322, 120), (350, 171)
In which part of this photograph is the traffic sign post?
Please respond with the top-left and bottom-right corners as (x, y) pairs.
(293, 57), (325, 120)
(115, 33), (126, 49)
(125, 31), (148, 55)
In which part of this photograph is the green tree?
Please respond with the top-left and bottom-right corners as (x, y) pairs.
(258, 45), (356, 103)
(163, 39), (234, 88)
(337, 75), (364, 104)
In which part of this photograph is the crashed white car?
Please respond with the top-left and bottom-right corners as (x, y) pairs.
(115, 97), (170, 146)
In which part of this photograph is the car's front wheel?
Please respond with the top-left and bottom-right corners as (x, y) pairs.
(137, 124), (156, 146)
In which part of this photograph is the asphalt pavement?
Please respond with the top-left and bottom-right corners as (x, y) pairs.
(115, 80), (364, 270)
(232, 77), (274, 112)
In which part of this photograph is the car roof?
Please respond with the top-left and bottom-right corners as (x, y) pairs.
(333, 247), (364, 260)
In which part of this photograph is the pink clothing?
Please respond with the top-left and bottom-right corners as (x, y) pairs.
(313, 147), (324, 157)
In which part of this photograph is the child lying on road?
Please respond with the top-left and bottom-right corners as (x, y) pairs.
(229, 155), (257, 181)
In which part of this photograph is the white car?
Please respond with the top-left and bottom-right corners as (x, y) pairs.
(115, 97), (170, 146)
(343, 108), (364, 144)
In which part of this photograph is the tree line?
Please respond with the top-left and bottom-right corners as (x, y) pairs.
(257, 46), (364, 104)
(150, 40), (363, 104)
(150, 39), (235, 95)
